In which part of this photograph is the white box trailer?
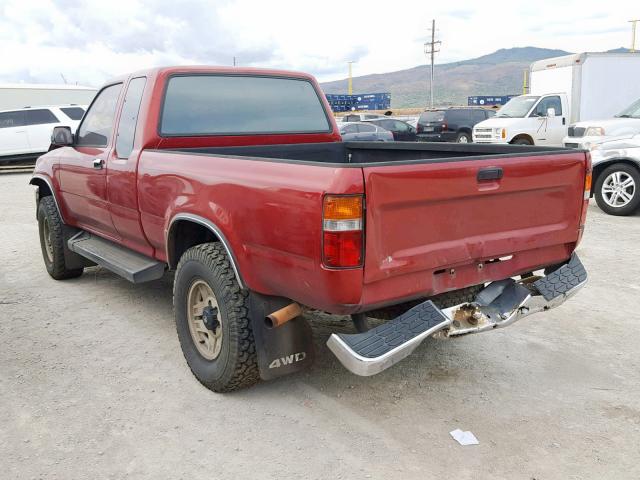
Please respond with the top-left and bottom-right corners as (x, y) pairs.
(473, 52), (640, 146)
(0, 84), (97, 111)
(530, 52), (640, 124)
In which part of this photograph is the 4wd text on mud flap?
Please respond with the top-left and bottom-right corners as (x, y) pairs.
(269, 352), (307, 369)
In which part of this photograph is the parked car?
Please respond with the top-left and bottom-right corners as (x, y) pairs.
(418, 107), (493, 143)
(31, 66), (589, 393)
(0, 105), (86, 161)
(564, 97), (640, 149)
(339, 122), (394, 142)
(341, 113), (387, 122)
(587, 135), (640, 216)
(365, 118), (417, 141)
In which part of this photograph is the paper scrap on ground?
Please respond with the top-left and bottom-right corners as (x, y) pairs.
(449, 429), (479, 446)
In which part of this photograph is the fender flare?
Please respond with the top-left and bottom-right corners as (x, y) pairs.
(165, 213), (245, 289)
(29, 174), (65, 224)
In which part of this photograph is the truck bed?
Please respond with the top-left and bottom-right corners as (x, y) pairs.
(165, 141), (571, 165)
(138, 141), (588, 314)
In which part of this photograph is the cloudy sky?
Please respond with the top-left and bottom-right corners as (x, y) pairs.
(0, 0), (636, 86)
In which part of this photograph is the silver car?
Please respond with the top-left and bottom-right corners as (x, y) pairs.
(339, 122), (394, 142)
(590, 136), (640, 216)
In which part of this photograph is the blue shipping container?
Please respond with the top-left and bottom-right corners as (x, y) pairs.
(325, 92), (391, 112)
(468, 95), (517, 107)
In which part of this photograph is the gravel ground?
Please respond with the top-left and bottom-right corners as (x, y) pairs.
(1, 172), (639, 480)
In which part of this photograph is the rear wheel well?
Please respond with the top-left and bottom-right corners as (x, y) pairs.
(168, 220), (218, 269)
(510, 134), (534, 145)
(592, 159), (640, 195)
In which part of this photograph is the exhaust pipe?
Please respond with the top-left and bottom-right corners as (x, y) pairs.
(265, 303), (303, 328)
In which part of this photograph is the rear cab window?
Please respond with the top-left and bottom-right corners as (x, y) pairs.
(160, 75), (331, 136)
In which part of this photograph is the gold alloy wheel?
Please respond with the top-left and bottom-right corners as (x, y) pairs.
(187, 279), (223, 360)
(42, 217), (54, 263)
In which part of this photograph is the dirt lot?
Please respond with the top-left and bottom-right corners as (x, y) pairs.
(1, 172), (639, 480)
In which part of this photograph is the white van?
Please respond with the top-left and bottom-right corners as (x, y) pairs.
(0, 105), (85, 160)
(473, 52), (640, 146)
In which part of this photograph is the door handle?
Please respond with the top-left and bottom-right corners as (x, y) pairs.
(477, 167), (503, 181)
(93, 158), (104, 170)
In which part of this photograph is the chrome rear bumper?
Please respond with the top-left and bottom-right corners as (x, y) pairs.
(327, 254), (587, 377)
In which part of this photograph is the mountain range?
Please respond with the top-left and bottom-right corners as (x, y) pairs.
(320, 47), (627, 108)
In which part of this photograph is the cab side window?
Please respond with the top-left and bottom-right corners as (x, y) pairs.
(533, 96), (562, 117)
(358, 124), (376, 133)
(76, 83), (123, 147)
(0, 111), (25, 128)
(116, 77), (146, 158)
(24, 109), (59, 125)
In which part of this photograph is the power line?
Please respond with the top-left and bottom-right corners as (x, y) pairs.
(424, 19), (441, 108)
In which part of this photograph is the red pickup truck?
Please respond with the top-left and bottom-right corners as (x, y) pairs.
(31, 66), (590, 392)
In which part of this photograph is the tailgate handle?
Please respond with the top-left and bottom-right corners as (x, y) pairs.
(477, 167), (503, 181)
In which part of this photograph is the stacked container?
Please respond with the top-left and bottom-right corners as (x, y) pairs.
(325, 92), (391, 112)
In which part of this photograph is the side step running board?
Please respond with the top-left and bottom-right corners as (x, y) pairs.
(68, 232), (165, 283)
(328, 253), (587, 377)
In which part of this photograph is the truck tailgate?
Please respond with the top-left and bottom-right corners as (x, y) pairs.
(362, 152), (587, 289)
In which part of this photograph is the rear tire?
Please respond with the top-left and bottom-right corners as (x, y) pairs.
(37, 196), (83, 280)
(594, 163), (640, 216)
(174, 243), (259, 393)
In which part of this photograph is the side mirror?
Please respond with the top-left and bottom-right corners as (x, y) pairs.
(50, 126), (74, 148)
(546, 107), (556, 118)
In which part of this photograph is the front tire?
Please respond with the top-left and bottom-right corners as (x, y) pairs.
(37, 196), (83, 280)
(174, 243), (259, 392)
(594, 163), (640, 216)
(512, 137), (533, 145)
(456, 132), (471, 143)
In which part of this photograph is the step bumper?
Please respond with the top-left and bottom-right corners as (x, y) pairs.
(327, 253), (587, 377)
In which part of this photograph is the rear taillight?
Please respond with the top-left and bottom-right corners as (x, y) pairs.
(577, 153), (592, 245)
(322, 195), (364, 268)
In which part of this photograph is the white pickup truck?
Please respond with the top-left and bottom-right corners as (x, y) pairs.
(473, 52), (640, 146)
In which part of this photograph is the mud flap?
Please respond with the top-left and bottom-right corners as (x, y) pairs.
(249, 293), (314, 381)
(62, 225), (96, 270)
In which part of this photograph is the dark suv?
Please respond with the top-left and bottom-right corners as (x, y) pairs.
(417, 108), (495, 143)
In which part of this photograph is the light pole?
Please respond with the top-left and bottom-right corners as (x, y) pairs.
(347, 61), (355, 95)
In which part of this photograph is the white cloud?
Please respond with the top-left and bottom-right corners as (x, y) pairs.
(0, 0), (635, 86)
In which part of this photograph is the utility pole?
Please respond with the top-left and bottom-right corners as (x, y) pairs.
(424, 19), (441, 108)
(233, 56), (237, 66)
(630, 19), (640, 52)
(347, 61), (355, 95)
